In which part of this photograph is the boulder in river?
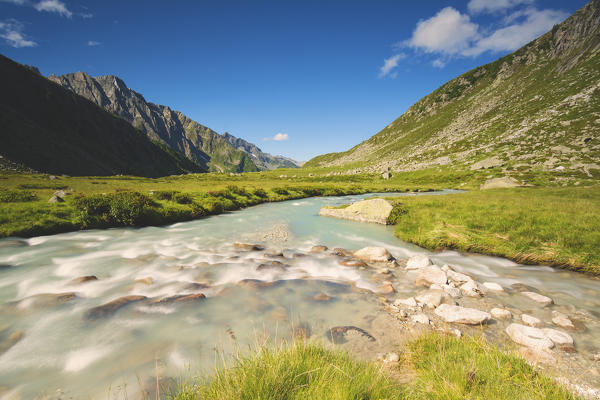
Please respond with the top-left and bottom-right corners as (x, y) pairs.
(415, 290), (444, 309)
(73, 275), (98, 284)
(447, 270), (473, 284)
(434, 304), (492, 325)
(233, 243), (265, 251)
(505, 323), (554, 350)
(353, 247), (395, 263)
(85, 295), (147, 320)
(491, 308), (512, 320)
(256, 261), (287, 272)
(310, 245), (328, 253)
(552, 311), (575, 329)
(394, 297), (417, 308)
(414, 266), (447, 287)
(522, 291), (553, 307)
(482, 282), (504, 292)
(149, 293), (205, 305)
(460, 280), (484, 297)
(542, 328), (574, 346)
(405, 254), (432, 270)
(318, 198), (394, 225)
(521, 314), (543, 328)
(338, 257), (369, 268)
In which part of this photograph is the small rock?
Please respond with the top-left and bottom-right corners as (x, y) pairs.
(383, 352), (400, 363)
(441, 264), (452, 272)
(522, 292), (553, 307)
(338, 258), (369, 267)
(415, 290), (444, 309)
(48, 195), (64, 203)
(434, 304), (492, 325)
(150, 293), (206, 305)
(256, 261), (287, 272)
(73, 275), (98, 283)
(310, 245), (328, 253)
(394, 297), (417, 308)
(313, 293), (331, 302)
(551, 311), (575, 329)
(542, 328), (574, 346)
(521, 314), (542, 328)
(447, 270), (472, 284)
(233, 243), (265, 251)
(376, 282), (395, 294)
(405, 254), (432, 270)
(353, 247), (395, 263)
(452, 328), (462, 338)
(134, 277), (153, 285)
(85, 295), (147, 320)
(415, 265), (447, 287)
(411, 313), (430, 324)
(482, 282), (504, 292)
(442, 284), (461, 298)
(460, 280), (483, 297)
(491, 308), (512, 320)
(592, 353), (600, 362)
(505, 323), (554, 350)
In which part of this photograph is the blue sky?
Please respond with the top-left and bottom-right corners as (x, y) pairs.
(0, 0), (587, 162)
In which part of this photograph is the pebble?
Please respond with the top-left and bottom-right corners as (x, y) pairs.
(383, 352), (400, 363)
(482, 282), (504, 292)
(491, 307), (512, 320)
(521, 314), (543, 328)
(394, 297), (417, 308)
(521, 292), (553, 307)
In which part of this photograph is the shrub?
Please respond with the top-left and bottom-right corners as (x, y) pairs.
(272, 187), (289, 195)
(226, 185), (248, 196)
(72, 192), (156, 227)
(17, 183), (68, 190)
(387, 201), (408, 224)
(0, 190), (37, 203)
(252, 188), (268, 198)
(173, 193), (194, 204)
(153, 190), (180, 200)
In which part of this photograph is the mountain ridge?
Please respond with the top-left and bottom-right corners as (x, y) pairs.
(305, 0), (600, 182)
(49, 72), (297, 172)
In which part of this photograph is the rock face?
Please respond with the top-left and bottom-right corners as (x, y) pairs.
(353, 247), (395, 263)
(319, 199), (394, 225)
(47, 72), (276, 173)
(480, 177), (522, 190)
(434, 304), (492, 325)
(220, 132), (300, 170)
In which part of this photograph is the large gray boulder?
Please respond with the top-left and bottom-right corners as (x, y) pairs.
(319, 198), (394, 225)
(471, 156), (504, 170)
(353, 246), (395, 263)
(505, 323), (554, 350)
(434, 304), (491, 325)
(415, 266), (447, 286)
(406, 254), (433, 270)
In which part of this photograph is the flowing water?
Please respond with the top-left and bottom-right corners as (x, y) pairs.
(0, 191), (599, 399)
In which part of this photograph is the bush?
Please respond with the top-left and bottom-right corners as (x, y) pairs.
(226, 185), (248, 196)
(0, 190), (37, 203)
(72, 192), (156, 227)
(387, 201), (408, 224)
(272, 187), (289, 195)
(153, 190), (180, 200)
(252, 188), (268, 198)
(173, 193), (194, 204)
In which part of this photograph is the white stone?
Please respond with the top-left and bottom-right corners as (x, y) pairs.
(383, 352), (400, 363)
(353, 247), (395, 263)
(415, 265), (447, 286)
(491, 308), (512, 320)
(505, 323), (554, 350)
(434, 304), (492, 325)
(442, 284), (461, 298)
(415, 290), (444, 309)
(542, 328), (574, 345)
(551, 311), (575, 329)
(441, 264), (452, 272)
(460, 280), (483, 297)
(411, 313), (430, 324)
(447, 270), (473, 284)
(406, 254), (433, 270)
(522, 292), (553, 306)
(482, 282), (504, 292)
(521, 314), (542, 328)
(394, 297), (417, 308)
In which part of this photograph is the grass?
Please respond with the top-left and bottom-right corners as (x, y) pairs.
(0, 169), (433, 238)
(169, 334), (577, 400)
(387, 186), (600, 275)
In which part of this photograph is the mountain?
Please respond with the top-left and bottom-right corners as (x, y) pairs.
(48, 72), (295, 172)
(221, 132), (300, 170)
(0, 54), (204, 177)
(306, 0), (600, 180)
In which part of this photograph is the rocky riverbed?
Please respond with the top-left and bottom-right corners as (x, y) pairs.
(0, 192), (599, 399)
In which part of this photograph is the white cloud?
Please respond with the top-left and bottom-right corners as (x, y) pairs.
(464, 8), (568, 56)
(264, 133), (289, 141)
(87, 40), (100, 46)
(379, 53), (405, 78)
(468, 0), (534, 15)
(34, 0), (72, 18)
(432, 59), (446, 68)
(406, 7), (479, 55)
(0, 20), (37, 47)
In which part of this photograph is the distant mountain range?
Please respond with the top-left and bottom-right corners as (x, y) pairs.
(0, 54), (203, 177)
(48, 72), (299, 173)
(306, 0), (600, 181)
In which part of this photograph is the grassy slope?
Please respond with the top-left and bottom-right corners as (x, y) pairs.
(172, 335), (576, 400)
(305, 1), (600, 185)
(388, 187), (600, 274)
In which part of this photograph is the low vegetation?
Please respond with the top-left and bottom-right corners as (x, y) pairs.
(170, 334), (576, 399)
(388, 186), (600, 275)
